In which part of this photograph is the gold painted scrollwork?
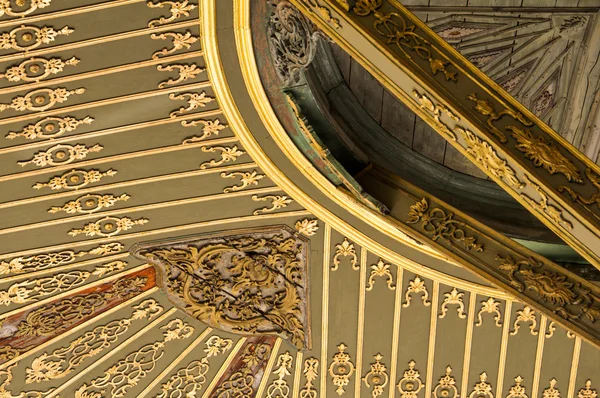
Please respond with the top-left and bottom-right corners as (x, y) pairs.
(407, 198), (483, 252)
(396, 360), (424, 398)
(362, 353), (389, 398)
(433, 366), (459, 398)
(0, 25), (73, 52)
(151, 31), (198, 59)
(402, 275), (431, 308)
(0, 57), (79, 83)
(328, 343), (355, 395)
(413, 90), (459, 141)
(475, 298), (502, 327)
(18, 143), (102, 168)
(559, 168), (600, 209)
(267, 351), (294, 398)
(147, 0), (197, 27)
(199, 145), (245, 169)
(48, 193), (130, 214)
(214, 342), (272, 398)
(7, 116), (93, 140)
(252, 194), (293, 215)
(521, 174), (573, 230)
(68, 216), (149, 237)
(468, 372), (493, 398)
(0, 0), (52, 17)
(510, 306), (538, 336)
(301, 0), (341, 28)
(0, 364), (52, 398)
(221, 170), (266, 193)
(33, 168), (117, 190)
(467, 93), (532, 143)
(157, 63), (204, 88)
(301, 357), (319, 398)
(366, 259), (395, 291)
(91, 261), (128, 277)
(181, 119), (226, 143)
(505, 375), (528, 398)
(439, 288), (467, 319)
(331, 238), (358, 271)
(169, 92), (214, 117)
(0, 87), (85, 113)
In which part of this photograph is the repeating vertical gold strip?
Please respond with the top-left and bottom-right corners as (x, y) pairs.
(201, 338), (247, 398)
(256, 338), (282, 398)
(46, 307), (178, 398)
(495, 301), (512, 398)
(137, 327), (214, 397)
(320, 224), (332, 398)
(424, 281), (440, 398)
(292, 351), (304, 398)
(354, 247), (368, 397)
(567, 337), (582, 398)
(530, 315), (548, 398)
(388, 268), (404, 398)
(0, 286), (159, 371)
(460, 293), (477, 395)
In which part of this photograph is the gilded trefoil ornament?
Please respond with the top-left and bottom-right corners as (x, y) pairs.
(403, 275), (431, 307)
(475, 298), (502, 327)
(331, 238), (358, 271)
(366, 259), (396, 291)
(439, 288), (467, 319)
(510, 306), (538, 336)
(542, 378), (561, 398)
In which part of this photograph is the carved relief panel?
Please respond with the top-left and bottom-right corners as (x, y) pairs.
(133, 225), (311, 349)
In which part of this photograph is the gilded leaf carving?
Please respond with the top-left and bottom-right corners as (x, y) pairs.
(0, 0), (52, 17)
(542, 378), (561, 398)
(467, 93), (532, 143)
(214, 342), (272, 398)
(413, 90), (459, 141)
(157, 63), (204, 88)
(0, 57), (79, 83)
(475, 298), (502, 327)
(295, 218), (319, 236)
(0, 25), (73, 51)
(199, 145), (245, 169)
(559, 168), (600, 208)
(366, 259), (395, 291)
(510, 306), (538, 336)
(362, 353), (389, 398)
(68, 216), (149, 238)
(18, 143), (102, 168)
(433, 366), (459, 398)
(521, 174), (573, 230)
(0, 364), (52, 397)
(328, 343), (355, 395)
(396, 360), (424, 398)
(33, 168), (117, 191)
(267, 351), (294, 398)
(439, 288), (467, 319)
(151, 31), (199, 59)
(48, 193), (130, 214)
(301, 357), (319, 398)
(252, 194), (293, 215)
(578, 380), (597, 398)
(221, 170), (266, 193)
(402, 275), (431, 308)
(6, 116), (93, 141)
(0, 87), (85, 113)
(505, 375), (528, 398)
(331, 238), (358, 271)
(147, 0), (197, 27)
(169, 92), (214, 117)
(181, 119), (226, 142)
(467, 372), (493, 398)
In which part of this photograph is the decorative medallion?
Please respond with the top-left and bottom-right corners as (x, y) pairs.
(0, 87), (85, 113)
(267, 351), (294, 398)
(68, 216), (149, 237)
(510, 306), (538, 336)
(151, 31), (199, 59)
(252, 194), (293, 215)
(135, 226), (311, 349)
(48, 193), (130, 214)
(147, 0), (197, 27)
(33, 168), (117, 190)
(433, 366), (459, 398)
(396, 360), (424, 398)
(366, 259), (395, 291)
(0, 57), (79, 83)
(221, 170), (266, 193)
(6, 116), (93, 140)
(439, 288), (467, 319)
(402, 275), (431, 308)
(301, 357), (319, 398)
(328, 343), (355, 395)
(505, 375), (528, 398)
(542, 378), (561, 398)
(295, 218), (319, 237)
(331, 238), (358, 271)
(18, 143), (102, 168)
(578, 380), (597, 398)
(362, 353), (389, 398)
(0, 0), (52, 17)
(468, 372), (493, 398)
(199, 145), (245, 169)
(0, 25), (73, 52)
(157, 63), (204, 88)
(475, 298), (502, 327)
(169, 92), (214, 117)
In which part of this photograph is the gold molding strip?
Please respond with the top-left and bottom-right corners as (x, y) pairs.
(424, 281), (440, 396)
(200, 338), (247, 398)
(0, 51), (201, 97)
(0, 0), (145, 30)
(0, 81), (210, 128)
(321, 224), (331, 398)
(256, 338), (283, 398)
(495, 301), (512, 398)
(0, 263), (152, 321)
(0, 185), (280, 236)
(0, 286), (159, 371)
(567, 337), (582, 398)
(0, 20), (198, 65)
(136, 326), (214, 397)
(388, 267), (404, 398)
(0, 162), (253, 211)
(530, 315), (548, 398)
(460, 293), (478, 395)
(0, 211), (311, 260)
(292, 351), (304, 398)
(0, 132), (230, 184)
(45, 307), (178, 398)
(354, 247), (368, 398)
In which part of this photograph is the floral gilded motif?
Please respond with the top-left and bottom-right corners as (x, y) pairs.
(475, 298), (502, 327)
(0, 0), (52, 17)
(267, 351), (294, 398)
(505, 375), (528, 398)
(295, 218), (319, 237)
(362, 353), (388, 398)
(68, 216), (149, 238)
(439, 288), (467, 319)
(252, 194), (293, 215)
(0, 57), (79, 83)
(147, 0), (197, 27)
(0, 25), (73, 51)
(328, 343), (355, 395)
(366, 259), (395, 291)
(48, 193), (130, 214)
(221, 170), (266, 193)
(433, 366), (459, 398)
(1, 87), (85, 113)
(467, 92), (532, 143)
(402, 275), (431, 308)
(7, 116), (93, 141)
(331, 238), (358, 271)
(199, 145), (245, 169)
(396, 360), (423, 398)
(301, 357), (319, 398)
(510, 306), (538, 336)
(18, 143), (102, 168)
(33, 168), (117, 191)
(151, 31), (199, 59)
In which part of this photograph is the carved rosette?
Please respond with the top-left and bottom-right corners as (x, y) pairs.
(134, 226), (311, 349)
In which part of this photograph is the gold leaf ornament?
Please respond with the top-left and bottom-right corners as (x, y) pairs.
(433, 366), (459, 398)
(0, 0), (52, 17)
(295, 218), (319, 236)
(48, 193), (130, 214)
(366, 259), (395, 291)
(0, 87), (85, 113)
(252, 194), (293, 215)
(0, 56), (79, 83)
(362, 353), (389, 398)
(0, 25), (73, 52)
(328, 343), (355, 395)
(402, 275), (431, 308)
(331, 238), (358, 271)
(147, 0), (197, 27)
(267, 351), (294, 398)
(33, 168), (117, 190)
(7, 116), (93, 140)
(221, 170), (266, 193)
(439, 288), (467, 319)
(396, 360), (424, 398)
(68, 216), (149, 237)
(18, 143), (102, 168)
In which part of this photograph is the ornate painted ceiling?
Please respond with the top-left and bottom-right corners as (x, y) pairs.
(0, 0), (598, 398)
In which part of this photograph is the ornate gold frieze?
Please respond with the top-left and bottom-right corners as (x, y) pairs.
(295, 218), (319, 236)
(467, 93), (532, 143)
(542, 379), (561, 398)
(331, 238), (358, 271)
(413, 90), (459, 141)
(16, 276), (147, 337)
(475, 298), (502, 327)
(505, 376), (528, 398)
(252, 194), (293, 215)
(439, 288), (467, 319)
(199, 145), (245, 169)
(521, 174), (573, 230)
(468, 372), (493, 398)
(0, 364), (51, 397)
(48, 193), (130, 214)
(169, 92), (214, 117)
(221, 170), (266, 193)
(0, 25), (73, 52)
(157, 335), (234, 398)
(74, 318), (194, 398)
(68, 216), (149, 237)
(18, 143), (102, 168)
(507, 126), (582, 183)
(402, 275), (431, 308)
(0, 0), (52, 17)
(559, 168), (600, 209)
(0, 57), (79, 83)
(91, 260), (128, 277)
(362, 353), (389, 398)
(455, 126), (524, 189)
(328, 343), (355, 395)
(578, 380), (596, 398)
(214, 341), (272, 398)
(151, 31), (198, 59)
(407, 198), (483, 252)
(366, 259), (395, 291)
(396, 360), (423, 398)
(301, 357), (319, 398)
(7, 116), (94, 141)
(496, 255), (600, 323)
(510, 306), (539, 336)
(181, 119), (226, 143)
(0, 87), (85, 113)
(352, 0), (457, 81)
(137, 226), (310, 349)
(0, 270), (91, 307)
(267, 351), (294, 398)
(147, 0), (197, 27)
(0, 242), (123, 275)
(25, 299), (163, 383)
(433, 366), (459, 398)
(33, 168), (117, 191)
(157, 63), (204, 88)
